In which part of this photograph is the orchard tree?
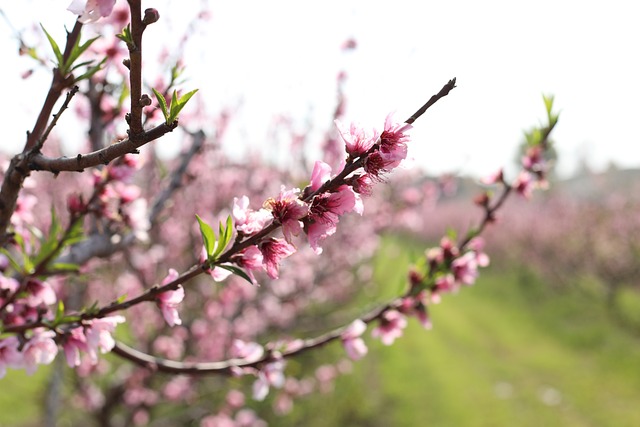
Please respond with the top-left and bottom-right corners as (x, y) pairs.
(0, 1), (558, 425)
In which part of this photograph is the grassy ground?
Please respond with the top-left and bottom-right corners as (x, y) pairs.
(2, 237), (640, 426)
(275, 238), (640, 427)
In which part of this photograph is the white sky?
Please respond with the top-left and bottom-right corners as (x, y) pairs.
(1, 0), (639, 178)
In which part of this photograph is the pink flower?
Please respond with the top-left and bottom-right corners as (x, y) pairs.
(310, 161), (333, 192)
(378, 113), (412, 169)
(341, 319), (368, 360)
(371, 310), (407, 345)
(156, 269), (185, 327)
(432, 273), (457, 302)
(62, 327), (89, 367)
(22, 329), (58, 375)
(480, 168), (504, 185)
(252, 360), (286, 401)
(84, 315), (125, 362)
(264, 186), (308, 243)
(260, 238), (296, 279)
(235, 246), (264, 285)
(522, 146), (545, 172)
(24, 278), (57, 307)
(335, 120), (379, 157)
(306, 185), (363, 254)
(200, 247), (233, 282)
(468, 237), (490, 268)
(233, 196), (272, 235)
(451, 252), (480, 285)
(514, 171), (535, 199)
(230, 339), (264, 361)
(0, 336), (23, 378)
(68, 0), (116, 23)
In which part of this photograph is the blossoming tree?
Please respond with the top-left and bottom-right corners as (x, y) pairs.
(0, 1), (558, 425)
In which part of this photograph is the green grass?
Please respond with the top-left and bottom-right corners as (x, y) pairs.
(273, 238), (640, 426)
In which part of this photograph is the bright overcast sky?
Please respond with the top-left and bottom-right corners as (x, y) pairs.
(1, 0), (639, 178)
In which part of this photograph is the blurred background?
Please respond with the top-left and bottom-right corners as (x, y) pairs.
(1, 1), (640, 426)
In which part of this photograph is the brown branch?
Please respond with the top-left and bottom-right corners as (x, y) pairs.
(35, 86), (80, 152)
(0, 21), (84, 246)
(126, 0), (144, 136)
(405, 77), (456, 124)
(29, 121), (178, 173)
(110, 299), (397, 375)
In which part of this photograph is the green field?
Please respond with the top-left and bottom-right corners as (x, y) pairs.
(274, 239), (640, 427)
(2, 238), (640, 426)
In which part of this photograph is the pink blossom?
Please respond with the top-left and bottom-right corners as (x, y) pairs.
(0, 336), (23, 378)
(433, 273), (457, 302)
(84, 315), (126, 362)
(252, 360), (286, 401)
(226, 389), (246, 408)
(0, 276), (19, 293)
(200, 247), (233, 282)
(22, 329), (58, 375)
(378, 113), (412, 169)
(468, 237), (490, 267)
(156, 269), (185, 327)
(480, 168), (504, 185)
(514, 171), (535, 199)
(451, 252), (480, 285)
(230, 339), (264, 361)
(68, 0), (116, 24)
(310, 161), (333, 192)
(341, 319), (368, 360)
(233, 196), (272, 235)
(306, 185), (363, 254)
(63, 327), (89, 367)
(260, 238), (296, 279)
(264, 186), (308, 243)
(235, 246), (264, 285)
(522, 145), (545, 172)
(24, 278), (57, 307)
(335, 120), (379, 157)
(371, 310), (407, 345)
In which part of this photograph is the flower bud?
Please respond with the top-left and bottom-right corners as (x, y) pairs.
(143, 8), (160, 25)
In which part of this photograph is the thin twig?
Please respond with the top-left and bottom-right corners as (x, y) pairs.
(405, 78), (456, 124)
(35, 86), (80, 151)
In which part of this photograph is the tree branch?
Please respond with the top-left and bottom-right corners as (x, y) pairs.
(29, 122), (178, 173)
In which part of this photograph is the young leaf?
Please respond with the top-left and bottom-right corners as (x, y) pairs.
(50, 262), (80, 272)
(152, 88), (169, 123)
(74, 57), (107, 82)
(217, 264), (254, 285)
(196, 214), (217, 258)
(115, 24), (133, 47)
(64, 35), (100, 73)
(40, 24), (63, 69)
(168, 89), (199, 123)
(212, 215), (233, 259)
(54, 301), (65, 323)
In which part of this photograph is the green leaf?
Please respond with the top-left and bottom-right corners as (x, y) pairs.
(50, 262), (80, 272)
(168, 89), (198, 123)
(196, 214), (217, 258)
(152, 88), (169, 123)
(115, 294), (127, 304)
(40, 24), (63, 70)
(212, 215), (233, 259)
(115, 24), (133, 47)
(543, 94), (554, 116)
(54, 301), (65, 323)
(0, 249), (25, 274)
(74, 57), (107, 82)
(218, 264), (254, 285)
(64, 35), (100, 73)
